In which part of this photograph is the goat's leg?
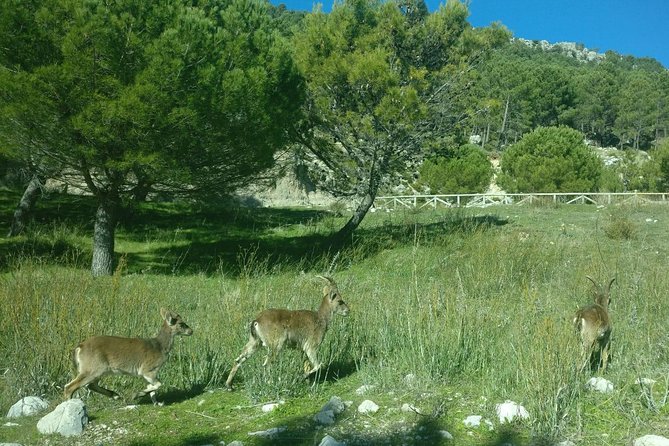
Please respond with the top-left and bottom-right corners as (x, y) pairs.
(599, 338), (611, 372)
(135, 373), (162, 405)
(226, 336), (261, 390)
(64, 371), (103, 399)
(303, 347), (322, 377)
(88, 379), (121, 400)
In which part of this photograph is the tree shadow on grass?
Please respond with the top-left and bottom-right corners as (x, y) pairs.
(123, 212), (508, 276)
(1, 189), (509, 276)
(231, 400), (460, 446)
(127, 434), (220, 446)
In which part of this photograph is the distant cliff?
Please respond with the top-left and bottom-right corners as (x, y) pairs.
(514, 37), (605, 63)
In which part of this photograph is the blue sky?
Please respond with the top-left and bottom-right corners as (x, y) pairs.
(271, 0), (669, 68)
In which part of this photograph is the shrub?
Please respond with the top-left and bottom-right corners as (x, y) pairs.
(604, 212), (637, 240)
(498, 126), (603, 193)
(417, 144), (493, 194)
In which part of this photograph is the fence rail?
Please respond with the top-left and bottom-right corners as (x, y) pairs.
(374, 192), (669, 210)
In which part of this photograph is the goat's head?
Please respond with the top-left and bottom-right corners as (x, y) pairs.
(586, 276), (615, 308)
(160, 308), (194, 337)
(317, 275), (349, 316)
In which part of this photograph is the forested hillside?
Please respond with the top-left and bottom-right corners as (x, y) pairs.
(463, 38), (668, 151)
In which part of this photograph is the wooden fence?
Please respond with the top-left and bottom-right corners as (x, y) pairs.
(373, 192), (669, 210)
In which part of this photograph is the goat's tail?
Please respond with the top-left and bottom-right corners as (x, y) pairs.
(249, 320), (261, 340)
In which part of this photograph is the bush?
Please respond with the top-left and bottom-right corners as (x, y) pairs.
(599, 149), (661, 192)
(417, 144), (493, 194)
(498, 126), (603, 192)
(604, 212), (637, 240)
(652, 138), (669, 191)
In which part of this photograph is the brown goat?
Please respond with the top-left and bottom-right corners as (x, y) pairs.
(573, 276), (615, 373)
(225, 276), (349, 390)
(63, 308), (193, 405)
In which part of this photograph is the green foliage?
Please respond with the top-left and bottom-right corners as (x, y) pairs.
(599, 149), (662, 192)
(652, 138), (669, 191)
(0, 0), (305, 274)
(417, 144), (493, 193)
(603, 210), (638, 240)
(498, 126), (603, 192)
(0, 0), (304, 196)
(466, 40), (669, 151)
(292, 0), (507, 240)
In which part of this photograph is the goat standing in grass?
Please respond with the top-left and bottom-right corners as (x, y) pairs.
(574, 276), (615, 373)
(225, 276), (349, 390)
(63, 308), (193, 405)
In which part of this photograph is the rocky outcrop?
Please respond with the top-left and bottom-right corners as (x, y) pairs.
(514, 37), (605, 63)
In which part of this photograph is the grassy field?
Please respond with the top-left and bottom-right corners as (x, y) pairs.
(1, 189), (668, 445)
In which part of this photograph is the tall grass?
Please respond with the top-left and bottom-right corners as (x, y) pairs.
(1, 202), (669, 443)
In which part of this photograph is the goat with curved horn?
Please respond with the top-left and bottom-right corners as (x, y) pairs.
(573, 276), (615, 372)
(225, 275), (349, 390)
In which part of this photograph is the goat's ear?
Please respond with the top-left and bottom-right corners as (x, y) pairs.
(161, 308), (177, 324)
(329, 290), (339, 301)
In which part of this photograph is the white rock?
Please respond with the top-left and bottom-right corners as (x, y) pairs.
(357, 400), (379, 414)
(319, 434), (346, 446)
(401, 403), (422, 414)
(555, 441), (576, 446)
(314, 396), (346, 425)
(227, 441), (244, 446)
(36, 399), (88, 437)
(495, 400), (530, 423)
(463, 415), (482, 427)
(463, 415), (493, 430)
(0, 443), (23, 446)
(261, 403), (280, 412)
(634, 435), (669, 446)
(6, 396), (49, 418)
(321, 396), (346, 415)
(355, 385), (375, 395)
(635, 378), (657, 386)
(247, 427), (286, 438)
(439, 430), (454, 440)
(586, 377), (614, 393)
(313, 410), (335, 425)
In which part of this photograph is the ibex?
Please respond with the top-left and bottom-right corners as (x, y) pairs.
(225, 275), (349, 390)
(573, 276), (615, 373)
(63, 308), (193, 405)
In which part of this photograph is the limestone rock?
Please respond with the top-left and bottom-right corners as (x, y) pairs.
(6, 397), (49, 418)
(36, 399), (88, 437)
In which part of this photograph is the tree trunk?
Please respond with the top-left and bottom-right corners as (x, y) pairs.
(498, 95), (510, 150)
(7, 176), (43, 237)
(334, 191), (375, 244)
(91, 194), (119, 276)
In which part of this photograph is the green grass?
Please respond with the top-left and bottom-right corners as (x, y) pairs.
(1, 190), (669, 445)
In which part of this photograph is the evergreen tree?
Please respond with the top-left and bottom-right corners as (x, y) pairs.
(0, 0), (304, 275)
(498, 126), (602, 192)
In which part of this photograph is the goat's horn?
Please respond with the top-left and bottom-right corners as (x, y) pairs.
(606, 278), (616, 292)
(585, 275), (603, 293)
(316, 275), (335, 286)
